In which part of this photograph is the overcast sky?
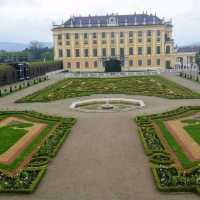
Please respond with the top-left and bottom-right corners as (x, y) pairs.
(0, 0), (199, 46)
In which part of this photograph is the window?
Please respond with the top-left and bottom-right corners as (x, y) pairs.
(147, 30), (151, 37)
(93, 40), (97, 45)
(120, 32), (124, 37)
(138, 31), (142, 37)
(157, 46), (161, 54)
(58, 49), (63, 58)
(66, 33), (70, 39)
(147, 38), (151, 43)
(166, 46), (171, 54)
(129, 39), (133, 44)
(129, 47), (134, 55)
(102, 32), (106, 38)
(111, 48), (115, 56)
(102, 48), (106, 57)
(111, 32), (115, 38)
(76, 62), (80, 69)
(58, 41), (62, 46)
(138, 38), (142, 43)
(93, 48), (97, 57)
(120, 39), (124, 44)
(75, 41), (79, 46)
(138, 47), (143, 55)
(75, 33), (79, 39)
(66, 49), (71, 57)
(94, 61), (98, 68)
(147, 59), (151, 66)
(58, 34), (62, 40)
(157, 59), (160, 65)
(66, 41), (70, 46)
(138, 60), (142, 66)
(67, 62), (71, 68)
(102, 40), (106, 45)
(129, 60), (133, 66)
(84, 40), (88, 45)
(111, 40), (115, 45)
(93, 32), (97, 39)
(157, 30), (161, 36)
(129, 31), (133, 37)
(84, 49), (89, 57)
(120, 48), (124, 57)
(147, 47), (151, 55)
(121, 60), (125, 67)
(157, 38), (160, 42)
(85, 61), (89, 68)
(84, 33), (88, 39)
(75, 49), (80, 57)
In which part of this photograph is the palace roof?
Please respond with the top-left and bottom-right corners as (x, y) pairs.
(61, 13), (170, 28)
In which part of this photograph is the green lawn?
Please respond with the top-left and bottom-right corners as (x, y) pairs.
(0, 111), (76, 193)
(17, 76), (200, 102)
(156, 120), (193, 168)
(0, 115), (55, 171)
(184, 124), (200, 144)
(0, 126), (27, 154)
(136, 107), (200, 194)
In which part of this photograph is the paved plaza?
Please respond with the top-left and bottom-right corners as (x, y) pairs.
(0, 73), (200, 200)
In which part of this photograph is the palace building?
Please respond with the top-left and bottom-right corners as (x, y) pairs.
(52, 13), (195, 72)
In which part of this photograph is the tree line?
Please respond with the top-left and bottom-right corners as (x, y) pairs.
(0, 41), (53, 63)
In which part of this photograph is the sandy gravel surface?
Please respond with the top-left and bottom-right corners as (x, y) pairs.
(165, 120), (200, 160)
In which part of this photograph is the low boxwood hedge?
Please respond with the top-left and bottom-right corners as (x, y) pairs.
(135, 106), (200, 195)
(0, 111), (76, 193)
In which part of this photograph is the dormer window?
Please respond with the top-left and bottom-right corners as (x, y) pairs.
(108, 16), (118, 26)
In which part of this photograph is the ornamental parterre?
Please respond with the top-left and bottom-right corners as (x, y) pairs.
(0, 111), (76, 193)
(135, 106), (200, 194)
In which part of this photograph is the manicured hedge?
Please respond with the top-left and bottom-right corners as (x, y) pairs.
(17, 76), (200, 103)
(0, 111), (76, 193)
(135, 106), (200, 195)
(0, 61), (62, 86)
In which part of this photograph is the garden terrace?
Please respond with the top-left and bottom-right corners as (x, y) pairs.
(0, 111), (76, 193)
(135, 106), (200, 195)
(17, 76), (200, 103)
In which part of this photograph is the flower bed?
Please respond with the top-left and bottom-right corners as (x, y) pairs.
(0, 111), (76, 193)
(16, 76), (200, 103)
(135, 106), (200, 194)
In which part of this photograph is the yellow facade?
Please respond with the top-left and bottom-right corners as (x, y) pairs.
(52, 14), (176, 72)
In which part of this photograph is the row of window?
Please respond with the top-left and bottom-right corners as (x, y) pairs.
(129, 59), (161, 66)
(58, 30), (161, 40)
(66, 58), (161, 69)
(58, 37), (162, 46)
(67, 61), (98, 69)
(59, 46), (171, 58)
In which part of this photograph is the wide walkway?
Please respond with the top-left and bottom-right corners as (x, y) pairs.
(0, 74), (199, 200)
(161, 72), (200, 93)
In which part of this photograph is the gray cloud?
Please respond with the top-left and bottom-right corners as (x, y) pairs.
(0, 0), (199, 45)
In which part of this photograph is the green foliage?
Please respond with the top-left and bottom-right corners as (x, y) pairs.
(184, 124), (200, 144)
(156, 120), (191, 168)
(0, 111), (76, 193)
(0, 41), (53, 62)
(135, 106), (200, 194)
(17, 76), (200, 103)
(0, 125), (27, 154)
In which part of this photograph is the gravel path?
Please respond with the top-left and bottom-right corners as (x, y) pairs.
(161, 72), (200, 93)
(0, 74), (200, 200)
